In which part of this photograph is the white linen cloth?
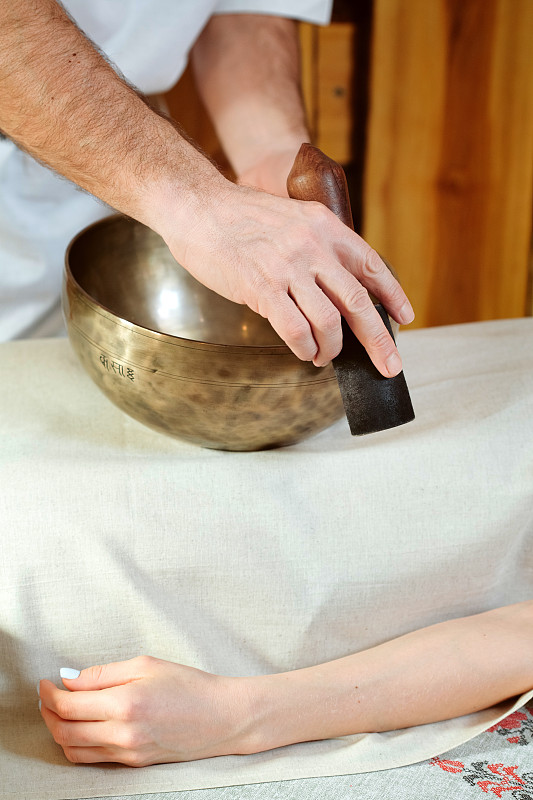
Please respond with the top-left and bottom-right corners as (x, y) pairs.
(25, 711), (533, 800)
(0, 0), (332, 341)
(0, 318), (532, 799)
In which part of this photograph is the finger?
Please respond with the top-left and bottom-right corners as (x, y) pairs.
(316, 270), (403, 377)
(61, 745), (123, 765)
(60, 658), (145, 691)
(263, 292), (319, 362)
(40, 679), (111, 721)
(62, 745), (152, 767)
(41, 703), (118, 747)
(287, 280), (342, 367)
(343, 238), (414, 326)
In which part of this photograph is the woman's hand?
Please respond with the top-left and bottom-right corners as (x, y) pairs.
(38, 656), (255, 767)
(37, 603), (533, 767)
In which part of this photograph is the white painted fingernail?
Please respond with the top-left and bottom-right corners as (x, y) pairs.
(38, 700), (41, 712)
(60, 667), (81, 680)
(37, 680), (41, 697)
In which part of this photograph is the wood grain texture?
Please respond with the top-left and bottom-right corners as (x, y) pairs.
(363, 0), (533, 327)
(298, 22), (317, 138)
(316, 22), (356, 165)
(300, 22), (357, 165)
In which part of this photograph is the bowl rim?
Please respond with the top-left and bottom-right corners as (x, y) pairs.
(64, 214), (298, 356)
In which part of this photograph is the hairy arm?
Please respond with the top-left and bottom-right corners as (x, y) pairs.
(0, 0), (221, 226)
(39, 601), (533, 766)
(0, 1), (414, 373)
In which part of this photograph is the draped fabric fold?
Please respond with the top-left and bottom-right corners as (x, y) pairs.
(1, 318), (532, 799)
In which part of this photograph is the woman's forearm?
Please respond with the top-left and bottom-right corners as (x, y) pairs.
(243, 601), (533, 753)
(39, 601), (533, 766)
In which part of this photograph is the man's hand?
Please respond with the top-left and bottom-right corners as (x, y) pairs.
(38, 656), (254, 766)
(189, 13), (414, 373)
(157, 180), (413, 371)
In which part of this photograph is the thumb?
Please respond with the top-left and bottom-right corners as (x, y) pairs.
(60, 658), (142, 691)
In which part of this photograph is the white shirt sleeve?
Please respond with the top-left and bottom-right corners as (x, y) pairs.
(213, 0), (332, 26)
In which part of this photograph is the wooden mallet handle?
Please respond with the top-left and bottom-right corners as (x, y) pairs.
(287, 143), (354, 229)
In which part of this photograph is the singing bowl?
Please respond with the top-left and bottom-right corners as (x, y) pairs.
(63, 215), (344, 451)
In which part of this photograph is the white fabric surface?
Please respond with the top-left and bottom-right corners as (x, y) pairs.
(35, 708), (533, 800)
(0, 318), (532, 799)
(0, 0), (331, 341)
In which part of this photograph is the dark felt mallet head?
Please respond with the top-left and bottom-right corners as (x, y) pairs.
(286, 143), (415, 435)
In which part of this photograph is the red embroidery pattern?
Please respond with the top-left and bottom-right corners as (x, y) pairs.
(432, 758), (464, 774)
(487, 708), (533, 747)
(430, 703), (533, 797)
(431, 758), (533, 798)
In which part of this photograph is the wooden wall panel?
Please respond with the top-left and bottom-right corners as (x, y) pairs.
(316, 23), (356, 165)
(300, 22), (356, 165)
(363, 0), (533, 327)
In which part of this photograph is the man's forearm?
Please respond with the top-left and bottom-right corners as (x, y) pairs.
(191, 14), (308, 180)
(0, 2), (413, 374)
(0, 0), (223, 231)
(244, 601), (533, 753)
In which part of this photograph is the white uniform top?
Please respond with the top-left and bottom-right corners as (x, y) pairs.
(0, 0), (331, 341)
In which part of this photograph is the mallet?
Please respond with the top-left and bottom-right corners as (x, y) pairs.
(287, 143), (415, 435)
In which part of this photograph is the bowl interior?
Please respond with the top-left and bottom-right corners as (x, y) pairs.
(67, 216), (285, 347)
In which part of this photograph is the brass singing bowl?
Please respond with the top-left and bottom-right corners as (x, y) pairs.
(63, 215), (344, 451)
